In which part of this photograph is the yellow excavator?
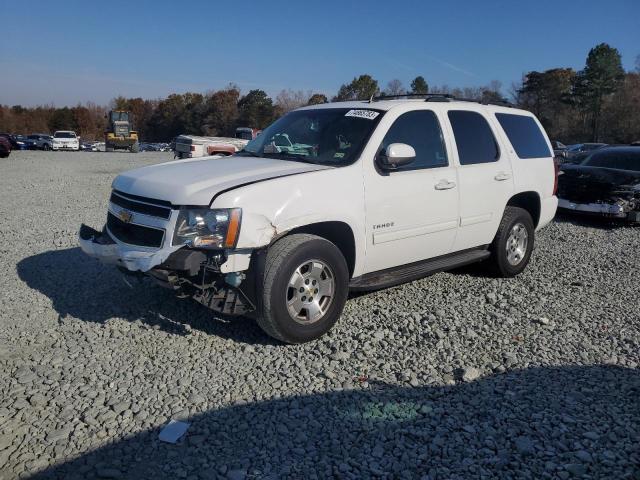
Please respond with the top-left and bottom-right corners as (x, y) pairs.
(104, 110), (139, 152)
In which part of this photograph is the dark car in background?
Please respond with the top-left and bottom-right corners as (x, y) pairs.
(27, 134), (53, 150)
(0, 135), (11, 157)
(551, 140), (567, 157)
(562, 142), (607, 162)
(558, 146), (640, 222)
(0, 133), (27, 150)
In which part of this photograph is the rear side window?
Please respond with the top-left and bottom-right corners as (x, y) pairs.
(448, 111), (499, 165)
(495, 113), (551, 159)
(379, 110), (448, 170)
(584, 150), (640, 172)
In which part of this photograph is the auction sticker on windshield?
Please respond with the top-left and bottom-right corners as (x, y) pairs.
(345, 109), (380, 120)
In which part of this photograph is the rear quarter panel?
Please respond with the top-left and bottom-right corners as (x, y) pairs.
(490, 108), (557, 228)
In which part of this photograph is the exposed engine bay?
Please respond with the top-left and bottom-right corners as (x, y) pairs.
(558, 165), (640, 221)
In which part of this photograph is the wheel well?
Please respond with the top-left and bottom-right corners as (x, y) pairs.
(507, 191), (541, 227)
(286, 222), (356, 277)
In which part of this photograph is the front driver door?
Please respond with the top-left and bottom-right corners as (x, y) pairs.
(363, 108), (459, 274)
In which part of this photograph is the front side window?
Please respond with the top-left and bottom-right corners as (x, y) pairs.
(239, 108), (383, 166)
(495, 113), (551, 159)
(448, 110), (499, 165)
(378, 110), (448, 170)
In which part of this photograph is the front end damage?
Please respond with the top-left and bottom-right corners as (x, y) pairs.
(557, 166), (640, 222)
(79, 219), (260, 317)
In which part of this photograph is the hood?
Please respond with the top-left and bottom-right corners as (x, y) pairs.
(558, 165), (640, 203)
(112, 156), (332, 205)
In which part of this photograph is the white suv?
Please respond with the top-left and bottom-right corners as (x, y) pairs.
(79, 95), (558, 343)
(52, 131), (80, 151)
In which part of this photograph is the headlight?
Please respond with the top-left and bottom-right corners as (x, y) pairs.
(172, 208), (241, 249)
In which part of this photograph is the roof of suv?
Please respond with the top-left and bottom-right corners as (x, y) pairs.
(299, 98), (530, 116)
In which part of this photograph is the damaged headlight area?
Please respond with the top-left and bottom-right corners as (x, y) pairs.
(172, 208), (241, 249)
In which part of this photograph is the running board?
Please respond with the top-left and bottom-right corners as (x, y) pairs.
(349, 248), (490, 291)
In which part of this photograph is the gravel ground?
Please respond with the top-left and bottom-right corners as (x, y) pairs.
(1, 150), (639, 480)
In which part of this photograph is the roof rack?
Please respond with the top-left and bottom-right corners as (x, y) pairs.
(370, 92), (513, 108)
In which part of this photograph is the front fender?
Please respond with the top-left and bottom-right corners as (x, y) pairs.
(212, 166), (367, 275)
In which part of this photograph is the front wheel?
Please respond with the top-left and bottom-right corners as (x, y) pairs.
(257, 234), (349, 343)
(487, 206), (535, 277)
(130, 142), (140, 153)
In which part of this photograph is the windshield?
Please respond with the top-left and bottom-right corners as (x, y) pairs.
(54, 132), (76, 138)
(582, 149), (640, 172)
(238, 108), (383, 166)
(110, 111), (128, 122)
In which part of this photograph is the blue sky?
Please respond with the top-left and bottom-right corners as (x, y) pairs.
(1, 0), (638, 106)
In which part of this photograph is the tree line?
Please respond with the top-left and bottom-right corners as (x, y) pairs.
(1, 43), (638, 144)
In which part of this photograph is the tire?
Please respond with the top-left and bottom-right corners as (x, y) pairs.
(487, 206), (535, 277)
(257, 234), (349, 343)
(43, 144), (51, 151)
(105, 145), (114, 152)
(130, 142), (140, 153)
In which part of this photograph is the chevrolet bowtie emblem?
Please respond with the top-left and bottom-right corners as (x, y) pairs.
(119, 210), (133, 223)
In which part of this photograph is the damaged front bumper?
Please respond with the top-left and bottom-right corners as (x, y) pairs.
(557, 198), (640, 221)
(78, 224), (258, 315)
(79, 224), (183, 272)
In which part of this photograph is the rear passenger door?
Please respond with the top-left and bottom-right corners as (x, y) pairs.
(447, 109), (514, 251)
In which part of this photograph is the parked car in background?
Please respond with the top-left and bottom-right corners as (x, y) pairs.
(0, 133), (27, 150)
(27, 134), (53, 150)
(0, 135), (11, 158)
(562, 142), (606, 161)
(173, 135), (248, 159)
(235, 127), (262, 140)
(81, 142), (98, 151)
(52, 131), (80, 151)
(551, 140), (567, 157)
(558, 146), (640, 222)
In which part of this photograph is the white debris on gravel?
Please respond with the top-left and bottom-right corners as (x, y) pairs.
(0, 150), (638, 479)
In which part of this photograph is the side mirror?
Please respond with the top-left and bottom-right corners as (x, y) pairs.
(378, 143), (416, 170)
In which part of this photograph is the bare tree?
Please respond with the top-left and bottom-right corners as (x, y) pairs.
(275, 89), (309, 113)
(383, 79), (406, 96)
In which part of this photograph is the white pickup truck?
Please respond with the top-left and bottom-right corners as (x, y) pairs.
(80, 95), (558, 343)
(173, 135), (249, 159)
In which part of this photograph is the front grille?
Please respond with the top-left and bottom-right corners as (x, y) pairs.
(107, 212), (165, 248)
(110, 191), (172, 219)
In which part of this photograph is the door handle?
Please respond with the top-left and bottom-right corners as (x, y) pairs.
(494, 172), (512, 181)
(434, 180), (456, 190)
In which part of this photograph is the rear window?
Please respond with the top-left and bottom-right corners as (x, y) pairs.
(448, 110), (499, 165)
(495, 113), (551, 159)
(583, 149), (640, 172)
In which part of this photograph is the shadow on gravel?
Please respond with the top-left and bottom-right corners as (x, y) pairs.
(25, 365), (639, 479)
(16, 248), (276, 345)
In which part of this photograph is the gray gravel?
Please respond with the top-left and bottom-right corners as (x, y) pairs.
(1, 150), (639, 480)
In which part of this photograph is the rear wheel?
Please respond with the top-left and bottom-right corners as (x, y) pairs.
(43, 144), (51, 151)
(257, 234), (349, 343)
(487, 206), (535, 277)
(130, 142), (140, 153)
